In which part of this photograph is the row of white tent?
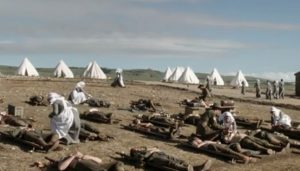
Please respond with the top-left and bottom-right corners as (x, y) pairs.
(163, 67), (249, 87)
(14, 58), (249, 86)
(16, 58), (107, 79)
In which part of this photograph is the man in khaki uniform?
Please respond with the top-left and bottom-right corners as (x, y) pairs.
(196, 103), (224, 140)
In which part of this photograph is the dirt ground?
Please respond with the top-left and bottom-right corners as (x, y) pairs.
(0, 78), (300, 171)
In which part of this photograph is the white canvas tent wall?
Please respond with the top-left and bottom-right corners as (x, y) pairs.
(16, 58), (39, 76)
(168, 67), (185, 82)
(210, 68), (224, 85)
(162, 67), (173, 82)
(82, 61), (107, 79)
(178, 67), (200, 84)
(54, 60), (74, 78)
(230, 70), (249, 87)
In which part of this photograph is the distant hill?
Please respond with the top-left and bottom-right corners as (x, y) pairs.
(0, 65), (163, 81)
(0, 65), (294, 91)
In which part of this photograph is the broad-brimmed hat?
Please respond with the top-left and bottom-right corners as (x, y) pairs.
(210, 102), (223, 109)
(220, 100), (235, 109)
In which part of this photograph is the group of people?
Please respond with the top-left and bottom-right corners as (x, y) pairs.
(193, 99), (298, 159)
(1, 70), (298, 171)
(254, 79), (285, 100)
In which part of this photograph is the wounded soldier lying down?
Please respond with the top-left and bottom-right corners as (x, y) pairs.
(129, 146), (212, 171)
(1, 127), (62, 152)
(128, 119), (179, 139)
(0, 112), (31, 127)
(187, 136), (257, 164)
(80, 122), (114, 142)
(80, 109), (113, 124)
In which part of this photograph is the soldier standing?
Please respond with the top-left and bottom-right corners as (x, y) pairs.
(266, 81), (273, 100)
(241, 81), (246, 95)
(206, 76), (212, 92)
(254, 79), (261, 98)
(279, 79), (285, 99)
(273, 81), (279, 99)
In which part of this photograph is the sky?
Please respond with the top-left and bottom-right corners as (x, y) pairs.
(0, 0), (299, 81)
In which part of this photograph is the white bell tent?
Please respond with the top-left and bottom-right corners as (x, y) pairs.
(168, 66), (185, 82)
(210, 68), (224, 86)
(162, 67), (173, 82)
(82, 61), (107, 79)
(54, 60), (74, 78)
(16, 57), (39, 76)
(230, 70), (249, 87)
(178, 67), (200, 84)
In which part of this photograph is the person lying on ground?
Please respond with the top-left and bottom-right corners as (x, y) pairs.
(187, 136), (257, 164)
(130, 99), (161, 112)
(168, 111), (200, 126)
(126, 119), (179, 139)
(1, 127), (62, 152)
(27, 95), (48, 106)
(227, 132), (288, 155)
(234, 115), (263, 129)
(180, 98), (209, 108)
(80, 109), (113, 124)
(247, 129), (300, 149)
(0, 111), (32, 127)
(32, 151), (125, 171)
(136, 113), (183, 128)
(128, 146), (212, 171)
(85, 98), (111, 108)
(80, 122), (114, 142)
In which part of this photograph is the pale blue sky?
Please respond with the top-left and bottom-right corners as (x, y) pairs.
(0, 0), (299, 81)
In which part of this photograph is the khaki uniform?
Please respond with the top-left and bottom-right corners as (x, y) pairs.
(131, 148), (191, 171)
(266, 82), (273, 100)
(241, 81), (246, 95)
(196, 109), (223, 139)
(80, 111), (112, 124)
(279, 80), (285, 99)
(199, 88), (211, 102)
(68, 159), (124, 171)
(254, 82), (261, 98)
(8, 128), (58, 151)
